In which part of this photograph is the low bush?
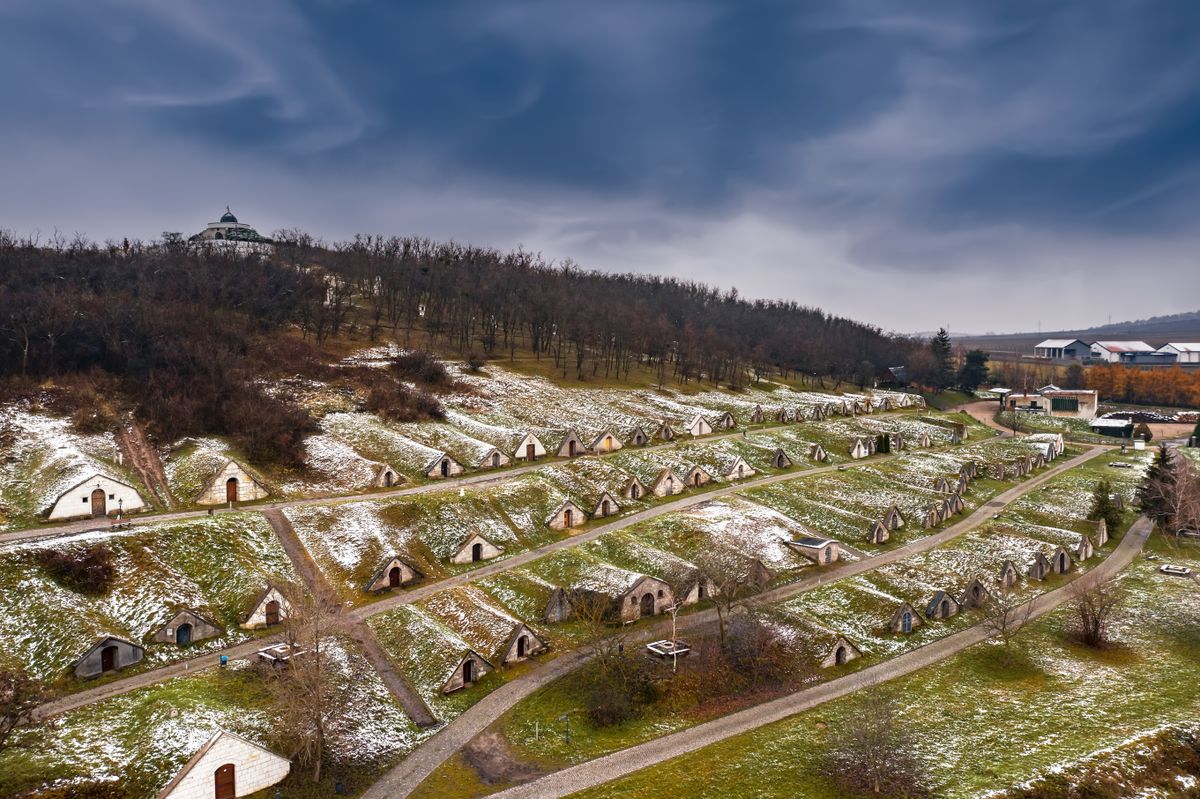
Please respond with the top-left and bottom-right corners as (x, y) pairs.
(36, 544), (115, 595)
(391, 351), (453, 388)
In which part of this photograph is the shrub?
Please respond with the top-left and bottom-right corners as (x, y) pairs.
(30, 782), (127, 799)
(586, 681), (635, 727)
(1134, 422), (1153, 442)
(466, 352), (486, 371)
(364, 382), (444, 422)
(37, 544), (115, 594)
(391, 351), (453, 388)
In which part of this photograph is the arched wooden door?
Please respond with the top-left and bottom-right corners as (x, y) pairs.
(568, 440), (576, 457)
(601, 500), (610, 516)
(389, 566), (402, 588)
(225, 478), (238, 503)
(639, 593), (655, 617)
(91, 489), (107, 517)
(526, 443), (536, 460)
(563, 509), (573, 527)
(1058, 552), (1067, 572)
(471, 542), (483, 562)
(940, 599), (950, 618)
(100, 644), (118, 672)
(492, 452), (501, 467)
(901, 612), (912, 634)
(462, 659), (474, 684)
(384, 471), (395, 487)
(835, 645), (847, 665)
(631, 484), (640, 500)
(440, 459), (450, 477)
(516, 636), (527, 658)
(214, 764), (236, 799)
(176, 623), (192, 646)
(264, 600), (280, 625)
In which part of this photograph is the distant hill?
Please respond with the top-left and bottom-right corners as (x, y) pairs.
(955, 310), (1200, 354)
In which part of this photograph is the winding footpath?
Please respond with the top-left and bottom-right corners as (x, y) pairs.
(486, 514), (1153, 799)
(361, 445), (1108, 798)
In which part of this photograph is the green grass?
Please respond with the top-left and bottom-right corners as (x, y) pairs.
(921, 390), (972, 410)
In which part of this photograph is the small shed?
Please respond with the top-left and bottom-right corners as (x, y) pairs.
(364, 556), (423, 592)
(372, 463), (402, 488)
(809, 443), (828, 462)
(546, 499), (587, 531)
(1094, 518), (1109, 548)
(241, 585), (289, 629)
(442, 650), (495, 694)
(723, 455), (755, 481)
(72, 635), (144, 678)
(867, 520), (890, 544)
(622, 475), (649, 501)
(154, 729), (290, 799)
(788, 536), (840, 565)
(589, 429), (624, 454)
(881, 505), (905, 530)
(917, 432), (932, 448)
(556, 429), (587, 458)
(48, 473), (147, 521)
(424, 452), (465, 479)
(771, 448), (793, 469)
(627, 425), (651, 447)
(889, 601), (922, 634)
(997, 559), (1021, 589)
(150, 609), (222, 647)
(821, 636), (862, 668)
(545, 574), (676, 624)
(743, 557), (775, 589)
(925, 590), (960, 620)
(451, 532), (504, 565)
(714, 411), (736, 430)
(776, 407), (796, 423)
(921, 504), (940, 529)
(956, 577), (992, 610)
(849, 438), (870, 459)
(1028, 552), (1052, 581)
(1048, 545), (1073, 574)
(672, 569), (718, 606)
(513, 432), (548, 461)
(655, 422), (677, 442)
(932, 477), (952, 493)
(498, 622), (549, 665)
(750, 405), (764, 424)
(686, 414), (713, 437)
(198, 460), (269, 505)
(1075, 536), (1095, 562)
(684, 464), (714, 489)
(590, 491), (622, 519)
(476, 447), (510, 470)
(650, 468), (685, 497)
(946, 493), (965, 514)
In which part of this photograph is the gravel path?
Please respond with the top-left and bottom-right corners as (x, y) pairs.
(486, 514), (1152, 799)
(361, 446), (1107, 799)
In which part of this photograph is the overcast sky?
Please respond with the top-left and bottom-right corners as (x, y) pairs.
(2, 1), (1199, 334)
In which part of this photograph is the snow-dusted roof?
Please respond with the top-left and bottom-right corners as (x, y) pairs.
(1035, 339), (1086, 349)
(1162, 343), (1200, 353)
(1092, 340), (1154, 353)
(1090, 418), (1133, 429)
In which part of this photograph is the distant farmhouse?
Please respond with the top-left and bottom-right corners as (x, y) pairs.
(1004, 385), (1098, 420)
(1031, 338), (1200, 367)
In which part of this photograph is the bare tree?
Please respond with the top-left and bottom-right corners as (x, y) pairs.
(1069, 580), (1124, 649)
(982, 585), (1034, 663)
(261, 583), (348, 782)
(0, 666), (48, 756)
(822, 689), (931, 797)
(696, 554), (760, 647)
(566, 590), (629, 686)
(1139, 450), (1200, 538)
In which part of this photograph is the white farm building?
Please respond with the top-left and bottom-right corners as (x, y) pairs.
(155, 729), (289, 799)
(48, 474), (146, 521)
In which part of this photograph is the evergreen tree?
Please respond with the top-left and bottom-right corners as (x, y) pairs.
(1136, 443), (1176, 526)
(1088, 478), (1122, 531)
(955, 349), (989, 393)
(929, 328), (954, 392)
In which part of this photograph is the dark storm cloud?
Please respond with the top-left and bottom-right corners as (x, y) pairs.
(1, 0), (1198, 332)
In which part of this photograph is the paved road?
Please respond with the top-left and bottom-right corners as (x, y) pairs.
(361, 446), (1106, 799)
(953, 400), (1013, 437)
(486, 515), (1153, 799)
